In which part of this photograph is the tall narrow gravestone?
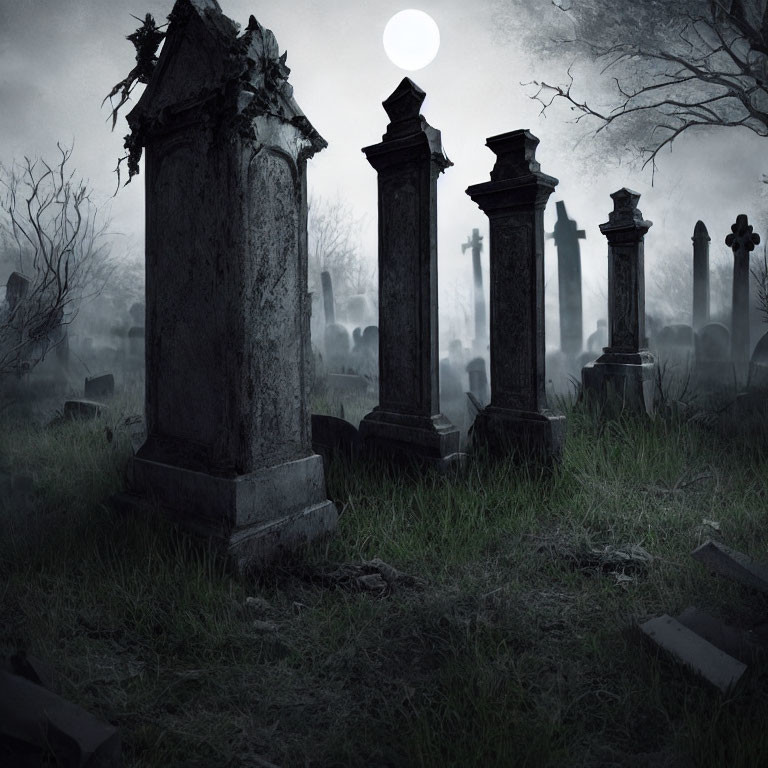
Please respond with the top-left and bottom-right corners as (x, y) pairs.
(582, 189), (656, 415)
(547, 201), (585, 358)
(462, 228), (487, 353)
(727, 214), (760, 369)
(125, 0), (337, 570)
(692, 220), (710, 331)
(358, 78), (461, 468)
(465, 130), (565, 464)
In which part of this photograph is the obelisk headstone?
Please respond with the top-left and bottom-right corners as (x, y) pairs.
(462, 228), (487, 354)
(726, 214), (760, 369)
(547, 201), (585, 357)
(358, 78), (461, 468)
(582, 189), (656, 415)
(692, 220), (710, 331)
(126, 1), (337, 570)
(320, 270), (335, 326)
(465, 129), (566, 464)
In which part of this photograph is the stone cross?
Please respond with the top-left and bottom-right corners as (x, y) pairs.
(692, 220), (710, 331)
(462, 228), (487, 352)
(726, 213), (760, 364)
(547, 201), (585, 357)
(582, 189), (656, 415)
(320, 270), (335, 326)
(125, 0), (336, 571)
(465, 129), (565, 464)
(359, 78), (461, 468)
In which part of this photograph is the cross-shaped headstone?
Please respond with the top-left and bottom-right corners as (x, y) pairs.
(726, 213), (760, 364)
(547, 201), (585, 357)
(462, 228), (486, 350)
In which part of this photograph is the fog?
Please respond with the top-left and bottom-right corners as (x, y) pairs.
(1, 0), (766, 365)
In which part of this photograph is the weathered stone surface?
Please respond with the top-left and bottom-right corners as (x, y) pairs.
(726, 214), (760, 365)
(358, 77), (461, 469)
(676, 606), (766, 665)
(692, 221), (710, 331)
(582, 189), (656, 415)
(639, 614), (747, 693)
(466, 129), (565, 464)
(84, 373), (114, 400)
(0, 670), (121, 767)
(125, 0), (335, 570)
(691, 539), (768, 594)
(547, 200), (585, 357)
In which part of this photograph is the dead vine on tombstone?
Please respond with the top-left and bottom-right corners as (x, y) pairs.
(102, 14), (167, 192)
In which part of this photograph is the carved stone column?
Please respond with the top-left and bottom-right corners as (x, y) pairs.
(727, 214), (760, 369)
(358, 78), (462, 468)
(582, 189), (656, 415)
(465, 129), (565, 464)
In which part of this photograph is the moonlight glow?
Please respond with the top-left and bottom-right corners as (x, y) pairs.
(383, 10), (440, 71)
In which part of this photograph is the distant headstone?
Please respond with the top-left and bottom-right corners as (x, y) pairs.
(358, 77), (461, 468)
(655, 323), (694, 366)
(320, 270), (335, 326)
(692, 221), (710, 331)
(125, 0), (336, 570)
(747, 330), (768, 391)
(547, 200), (585, 358)
(127, 326), (145, 357)
(64, 399), (103, 420)
(586, 319), (608, 354)
(5, 272), (30, 312)
(345, 294), (377, 328)
(726, 214), (760, 366)
(466, 129), (565, 463)
(84, 373), (115, 400)
(324, 323), (350, 373)
(582, 189), (656, 415)
(129, 302), (145, 326)
(465, 357), (489, 407)
(693, 322), (736, 394)
(462, 228), (487, 354)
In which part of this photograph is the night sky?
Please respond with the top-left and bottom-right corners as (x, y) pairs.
(1, 0), (765, 343)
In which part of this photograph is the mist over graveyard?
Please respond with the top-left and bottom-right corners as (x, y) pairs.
(4, 2), (768, 766)
(2, 0), (768, 418)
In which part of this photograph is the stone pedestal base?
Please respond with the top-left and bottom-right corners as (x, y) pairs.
(581, 351), (656, 416)
(129, 453), (337, 572)
(358, 409), (464, 470)
(470, 406), (566, 465)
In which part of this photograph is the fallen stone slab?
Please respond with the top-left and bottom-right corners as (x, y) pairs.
(676, 606), (766, 666)
(64, 400), (103, 420)
(639, 614), (747, 694)
(691, 539), (768, 594)
(0, 670), (121, 767)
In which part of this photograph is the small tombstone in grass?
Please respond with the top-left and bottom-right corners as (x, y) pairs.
(84, 372), (115, 400)
(465, 356), (489, 407)
(64, 399), (103, 420)
(324, 322), (351, 373)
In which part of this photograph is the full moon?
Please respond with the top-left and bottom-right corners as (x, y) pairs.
(383, 10), (440, 71)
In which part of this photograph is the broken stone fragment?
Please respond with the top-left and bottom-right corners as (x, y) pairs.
(639, 614), (747, 693)
(691, 539), (768, 594)
(0, 670), (121, 767)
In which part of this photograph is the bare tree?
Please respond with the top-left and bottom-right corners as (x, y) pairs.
(0, 144), (113, 377)
(307, 194), (373, 299)
(519, 0), (768, 177)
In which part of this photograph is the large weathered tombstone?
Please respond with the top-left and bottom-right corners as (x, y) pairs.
(727, 214), (760, 370)
(462, 228), (488, 354)
(125, 0), (336, 570)
(692, 221), (710, 331)
(358, 78), (461, 468)
(547, 200), (585, 358)
(466, 129), (565, 463)
(320, 270), (335, 326)
(582, 189), (656, 415)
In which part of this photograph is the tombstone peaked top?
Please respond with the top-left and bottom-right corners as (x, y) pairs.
(726, 214), (760, 253)
(600, 188), (652, 234)
(364, 78), (452, 170)
(127, 0), (326, 156)
(693, 220), (710, 243)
